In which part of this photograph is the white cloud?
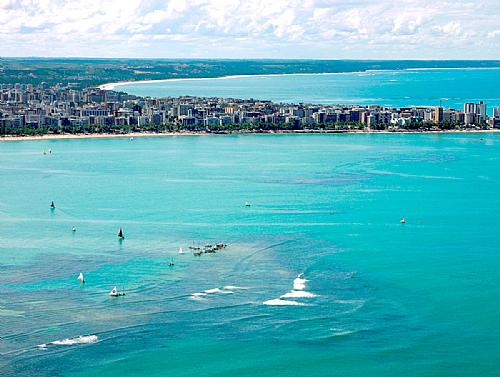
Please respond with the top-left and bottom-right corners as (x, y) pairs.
(436, 21), (462, 36)
(0, 0), (498, 58)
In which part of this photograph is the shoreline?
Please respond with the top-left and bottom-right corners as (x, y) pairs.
(98, 67), (500, 91)
(98, 71), (379, 90)
(2, 129), (499, 142)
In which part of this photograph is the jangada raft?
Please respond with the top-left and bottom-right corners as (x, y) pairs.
(109, 286), (125, 297)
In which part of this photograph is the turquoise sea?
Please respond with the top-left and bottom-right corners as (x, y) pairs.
(0, 134), (499, 376)
(116, 68), (500, 113)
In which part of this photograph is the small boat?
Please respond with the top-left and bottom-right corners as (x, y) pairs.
(130, 137), (134, 141)
(77, 272), (85, 283)
(168, 257), (175, 267)
(400, 218), (406, 224)
(72, 227), (77, 232)
(50, 201), (55, 209)
(109, 286), (125, 297)
(245, 202), (251, 207)
(178, 247), (184, 254)
(48, 148), (52, 154)
(117, 228), (124, 239)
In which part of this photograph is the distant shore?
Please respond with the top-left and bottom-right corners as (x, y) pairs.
(2, 129), (499, 142)
(98, 67), (500, 91)
(98, 71), (371, 91)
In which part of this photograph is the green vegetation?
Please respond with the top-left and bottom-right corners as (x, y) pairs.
(1, 58), (499, 88)
(2, 119), (489, 137)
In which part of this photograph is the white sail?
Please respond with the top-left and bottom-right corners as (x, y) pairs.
(178, 247), (184, 254)
(109, 286), (118, 296)
(77, 272), (85, 283)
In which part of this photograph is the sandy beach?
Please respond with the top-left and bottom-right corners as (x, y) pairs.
(97, 70), (398, 91)
(1, 129), (499, 142)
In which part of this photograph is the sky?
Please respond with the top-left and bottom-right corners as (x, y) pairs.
(0, 0), (499, 59)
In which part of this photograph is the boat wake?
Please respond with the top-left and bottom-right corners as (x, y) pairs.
(37, 334), (98, 349)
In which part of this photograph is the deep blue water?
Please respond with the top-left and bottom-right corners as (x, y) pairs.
(115, 68), (500, 113)
(0, 134), (499, 376)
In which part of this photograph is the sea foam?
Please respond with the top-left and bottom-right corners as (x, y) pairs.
(293, 276), (308, 291)
(280, 290), (318, 299)
(38, 335), (98, 348)
(204, 288), (233, 294)
(263, 299), (308, 306)
(223, 285), (247, 290)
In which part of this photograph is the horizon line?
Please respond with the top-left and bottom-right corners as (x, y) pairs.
(1, 57), (500, 62)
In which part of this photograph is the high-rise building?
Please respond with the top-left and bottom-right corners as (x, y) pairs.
(434, 106), (443, 123)
(464, 102), (477, 114)
(494, 106), (500, 118)
(464, 101), (486, 123)
(477, 101), (486, 121)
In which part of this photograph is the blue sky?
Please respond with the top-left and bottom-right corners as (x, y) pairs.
(0, 0), (499, 59)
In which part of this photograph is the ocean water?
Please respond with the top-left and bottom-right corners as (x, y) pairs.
(116, 68), (500, 113)
(0, 134), (499, 377)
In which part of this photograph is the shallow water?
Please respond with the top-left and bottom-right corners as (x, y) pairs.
(0, 134), (499, 376)
(116, 68), (500, 113)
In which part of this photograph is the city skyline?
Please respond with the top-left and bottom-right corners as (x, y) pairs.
(2, 83), (498, 135)
(1, 0), (499, 60)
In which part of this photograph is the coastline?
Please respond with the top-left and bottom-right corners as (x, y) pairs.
(98, 67), (500, 91)
(2, 129), (499, 142)
(98, 71), (378, 90)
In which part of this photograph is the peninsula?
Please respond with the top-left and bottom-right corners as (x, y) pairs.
(1, 83), (499, 139)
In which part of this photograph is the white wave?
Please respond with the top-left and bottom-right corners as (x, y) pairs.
(293, 276), (308, 291)
(223, 285), (248, 290)
(334, 299), (365, 305)
(280, 290), (318, 299)
(204, 288), (233, 294)
(191, 292), (207, 297)
(38, 335), (98, 348)
(330, 328), (358, 336)
(263, 299), (308, 306)
(189, 292), (208, 300)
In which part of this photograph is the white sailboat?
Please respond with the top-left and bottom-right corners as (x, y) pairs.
(109, 286), (119, 296)
(109, 286), (125, 297)
(77, 272), (85, 283)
